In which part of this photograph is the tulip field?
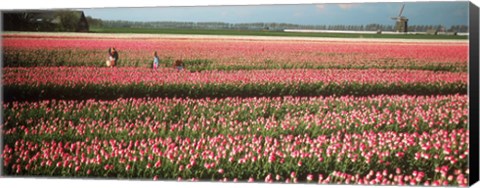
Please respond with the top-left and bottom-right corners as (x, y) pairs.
(2, 33), (467, 71)
(1, 33), (469, 186)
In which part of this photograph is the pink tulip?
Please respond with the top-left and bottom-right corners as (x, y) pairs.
(307, 174), (314, 181)
(290, 171), (296, 178)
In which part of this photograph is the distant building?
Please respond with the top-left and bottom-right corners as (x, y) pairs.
(3, 10), (89, 32)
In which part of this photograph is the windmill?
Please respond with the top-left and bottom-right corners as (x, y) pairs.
(391, 4), (408, 33)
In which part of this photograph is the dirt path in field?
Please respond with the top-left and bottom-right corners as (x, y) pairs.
(2, 31), (468, 44)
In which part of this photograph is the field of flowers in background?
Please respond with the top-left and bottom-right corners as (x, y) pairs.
(3, 34), (467, 71)
(1, 33), (469, 186)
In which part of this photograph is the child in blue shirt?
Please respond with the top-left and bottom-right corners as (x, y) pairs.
(174, 59), (184, 71)
(153, 51), (159, 70)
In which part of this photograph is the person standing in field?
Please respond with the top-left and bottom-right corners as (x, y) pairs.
(107, 47), (119, 67)
(153, 51), (160, 70)
(174, 59), (184, 71)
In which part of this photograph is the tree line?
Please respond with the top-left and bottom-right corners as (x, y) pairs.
(94, 19), (468, 32)
(3, 11), (89, 32)
(3, 10), (468, 33)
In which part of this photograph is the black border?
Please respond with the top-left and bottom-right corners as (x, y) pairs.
(0, 11), (3, 177)
(469, 1), (479, 186)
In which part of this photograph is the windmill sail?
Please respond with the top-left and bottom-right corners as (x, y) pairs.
(392, 4), (408, 32)
(398, 4), (405, 17)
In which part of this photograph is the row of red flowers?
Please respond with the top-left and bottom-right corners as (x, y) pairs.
(3, 67), (467, 86)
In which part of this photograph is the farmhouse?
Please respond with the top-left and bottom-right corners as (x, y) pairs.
(3, 10), (89, 32)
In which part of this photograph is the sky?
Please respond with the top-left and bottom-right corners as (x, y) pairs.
(80, 2), (469, 27)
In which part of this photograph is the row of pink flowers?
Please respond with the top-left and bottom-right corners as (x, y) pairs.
(2, 35), (467, 67)
(2, 95), (468, 186)
(4, 95), (467, 136)
(3, 67), (466, 86)
(3, 130), (468, 185)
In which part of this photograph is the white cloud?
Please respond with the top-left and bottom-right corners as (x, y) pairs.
(338, 3), (356, 10)
(316, 3), (357, 12)
(315, 4), (325, 11)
